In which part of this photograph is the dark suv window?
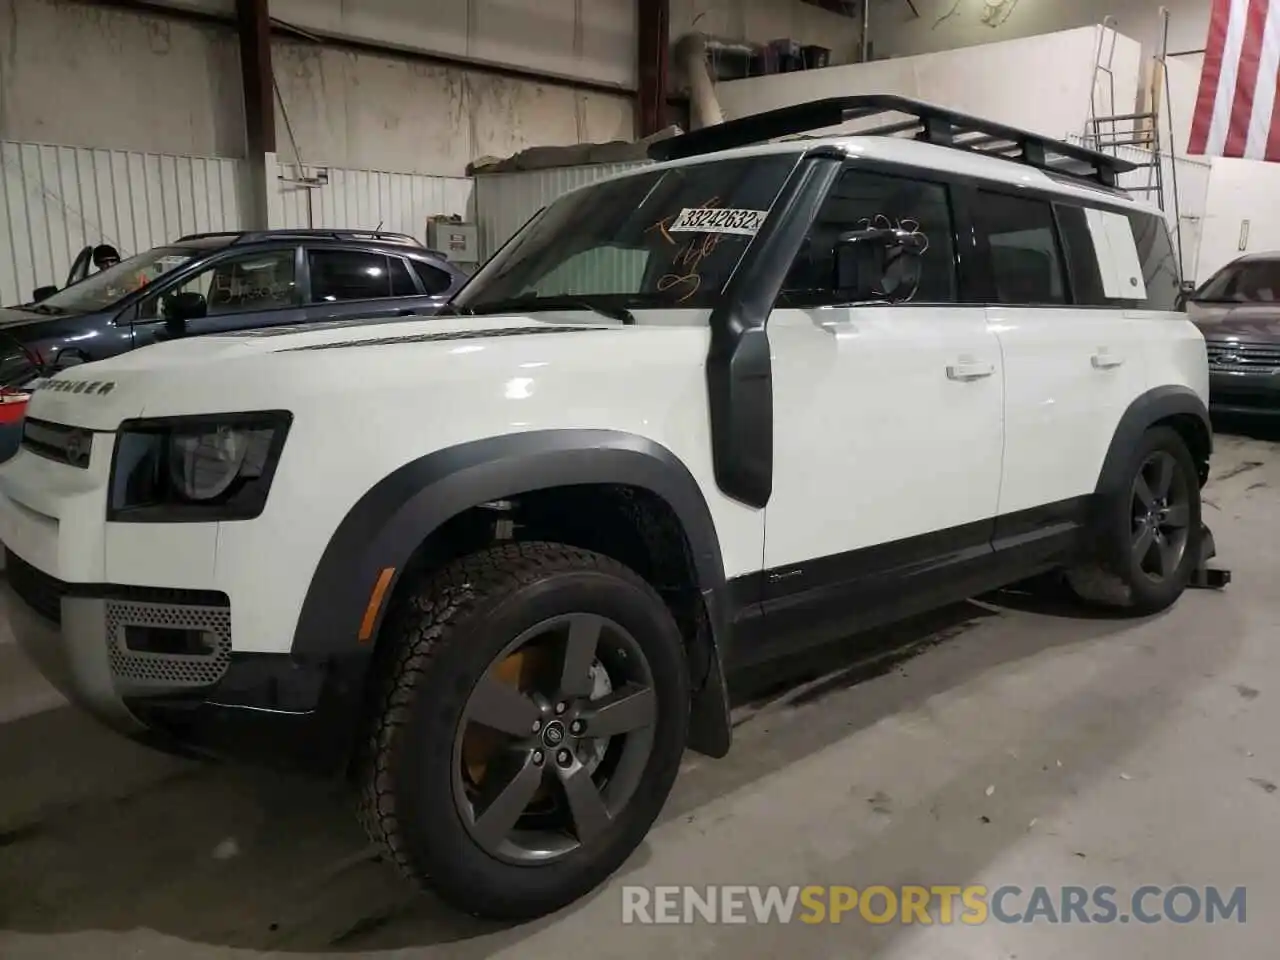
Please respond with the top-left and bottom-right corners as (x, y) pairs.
(410, 259), (454, 295)
(975, 192), (1066, 306)
(309, 250), (394, 302)
(780, 168), (957, 306)
(138, 248), (298, 320)
(389, 257), (419, 297)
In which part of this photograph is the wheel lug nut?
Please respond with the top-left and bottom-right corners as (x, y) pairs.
(532, 750), (544, 766)
(531, 719), (542, 734)
(555, 702), (567, 715)
(557, 749), (573, 767)
(570, 719), (585, 735)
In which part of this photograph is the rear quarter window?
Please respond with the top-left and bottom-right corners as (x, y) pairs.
(1055, 204), (1180, 310)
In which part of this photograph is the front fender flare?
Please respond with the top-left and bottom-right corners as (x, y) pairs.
(290, 429), (733, 761)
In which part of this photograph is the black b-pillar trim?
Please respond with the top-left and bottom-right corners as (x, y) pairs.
(705, 148), (846, 508)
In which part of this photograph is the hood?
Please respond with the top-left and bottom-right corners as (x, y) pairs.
(1186, 301), (1280, 340)
(101, 312), (615, 367)
(0, 305), (56, 331)
(22, 312), (621, 431)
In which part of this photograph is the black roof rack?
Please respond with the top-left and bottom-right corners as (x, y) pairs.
(177, 229), (424, 247)
(648, 94), (1137, 188)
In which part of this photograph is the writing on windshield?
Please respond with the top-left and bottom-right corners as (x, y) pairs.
(454, 154), (799, 313)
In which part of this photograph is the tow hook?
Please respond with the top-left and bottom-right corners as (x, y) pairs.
(1189, 522), (1231, 590)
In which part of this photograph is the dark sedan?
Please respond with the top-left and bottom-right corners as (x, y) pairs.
(0, 229), (469, 386)
(1187, 252), (1280, 416)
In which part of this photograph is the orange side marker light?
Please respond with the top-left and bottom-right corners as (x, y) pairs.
(358, 567), (396, 643)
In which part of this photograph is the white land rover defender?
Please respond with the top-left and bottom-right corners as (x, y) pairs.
(0, 96), (1216, 920)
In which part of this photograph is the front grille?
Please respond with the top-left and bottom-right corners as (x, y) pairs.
(106, 600), (233, 688)
(21, 417), (95, 469)
(7, 550), (66, 624)
(1206, 340), (1280, 373)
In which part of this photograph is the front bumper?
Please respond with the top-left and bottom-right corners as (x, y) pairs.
(1209, 369), (1280, 415)
(4, 549), (369, 776)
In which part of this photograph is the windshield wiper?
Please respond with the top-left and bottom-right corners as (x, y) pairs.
(24, 303), (65, 315)
(469, 295), (635, 325)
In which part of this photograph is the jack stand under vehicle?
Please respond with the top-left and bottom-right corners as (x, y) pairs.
(1189, 522), (1231, 590)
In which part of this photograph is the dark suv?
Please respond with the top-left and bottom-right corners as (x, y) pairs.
(1187, 252), (1280, 415)
(0, 229), (469, 385)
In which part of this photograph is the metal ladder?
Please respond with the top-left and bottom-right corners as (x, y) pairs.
(1083, 14), (1167, 213)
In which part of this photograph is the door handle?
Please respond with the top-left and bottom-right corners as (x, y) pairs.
(1091, 352), (1125, 369)
(946, 360), (995, 381)
(396, 308), (416, 317)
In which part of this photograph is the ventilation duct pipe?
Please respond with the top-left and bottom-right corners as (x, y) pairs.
(675, 32), (748, 129)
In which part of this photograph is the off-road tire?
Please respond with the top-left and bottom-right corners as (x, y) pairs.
(1067, 426), (1202, 615)
(356, 541), (689, 921)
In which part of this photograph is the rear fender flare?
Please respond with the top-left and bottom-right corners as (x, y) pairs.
(1094, 385), (1212, 500)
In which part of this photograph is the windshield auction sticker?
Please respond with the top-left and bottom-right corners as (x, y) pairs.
(667, 207), (769, 236)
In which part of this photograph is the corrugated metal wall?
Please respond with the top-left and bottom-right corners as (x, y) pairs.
(0, 140), (243, 307)
(472, 162), (649, 260)
(271, 163), (473, 244)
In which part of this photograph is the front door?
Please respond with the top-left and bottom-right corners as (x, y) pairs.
(752, 166), (1005, 663)
(130, 246), (307, 346)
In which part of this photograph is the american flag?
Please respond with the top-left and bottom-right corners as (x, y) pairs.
(1188, 0), (1280, 160)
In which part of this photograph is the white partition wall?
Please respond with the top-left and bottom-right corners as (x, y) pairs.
(271, 162), (472, 243)
(0, 140), (244, 307)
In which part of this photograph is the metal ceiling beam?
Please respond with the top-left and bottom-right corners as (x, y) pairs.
(68, 0), (637, 99)
(236, 0), (275, 156)
(637, 0), (670, 137)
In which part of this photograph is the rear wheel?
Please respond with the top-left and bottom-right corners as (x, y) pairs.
(358, 541), (689, 920)
(1067, 426), (1201, 615)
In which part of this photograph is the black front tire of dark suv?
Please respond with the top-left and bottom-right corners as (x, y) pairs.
(357, 541), (689, 921)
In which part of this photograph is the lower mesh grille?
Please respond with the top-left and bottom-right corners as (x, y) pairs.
(105, 600), (232, 688)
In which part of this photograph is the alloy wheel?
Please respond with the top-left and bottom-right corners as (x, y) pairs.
(451, 613), (657, 864)
(1130, 449), (1191, 582)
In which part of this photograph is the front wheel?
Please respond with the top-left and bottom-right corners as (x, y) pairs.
(1067, 425), (1202, 615)
(357, 542), (689, 920)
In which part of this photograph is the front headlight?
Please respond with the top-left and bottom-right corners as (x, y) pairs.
(109, 412), (292, 522)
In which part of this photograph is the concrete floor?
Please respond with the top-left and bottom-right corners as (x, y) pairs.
(1, 425), (1278, 959)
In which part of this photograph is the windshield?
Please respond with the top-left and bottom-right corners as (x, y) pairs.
(35, 246), (199, 314)
(454, 154), (800, 314)
(1195, 260), (1280, 303)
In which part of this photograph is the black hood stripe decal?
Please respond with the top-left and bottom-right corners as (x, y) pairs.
(278, 326), (614, 352)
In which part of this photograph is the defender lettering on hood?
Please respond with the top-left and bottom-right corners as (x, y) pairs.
(29, 378), (117, 396)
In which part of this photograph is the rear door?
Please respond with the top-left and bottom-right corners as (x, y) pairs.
(302, 247), (440, 322)
(975, 189), (1150, 537)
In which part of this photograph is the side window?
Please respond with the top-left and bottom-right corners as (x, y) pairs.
(308, 250), (391, 302)
(780, 169), (957, 305)
(1126, 211), (1180, 310)
(410, 259), (455, 295)
(975, 191), (1066, 306)
(1055, 205), (1180, 310)
(1054, 204), (1107, 305)
(142, 249), (298, 320)
(389, 257), (420, 297)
